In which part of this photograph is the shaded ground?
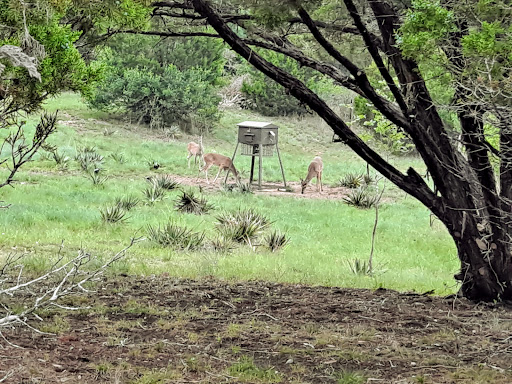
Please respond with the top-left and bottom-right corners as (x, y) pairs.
(3, 276), (512, 383)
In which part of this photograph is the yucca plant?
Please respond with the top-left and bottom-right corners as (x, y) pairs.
(208, 236), (237, 253)
(147, 222), (205, 250)
(52, 150), (70, 169)
(175, 190), (213, 215)
(147, 159), (161, 170)
(343, 187), (379, 209)
(215, 209), (271, 245)
(264, 230), (290, 252)
(147, 175), (180, 190)
(100, 205), (128, 224)
(142, 184), (166, 204)
(347, 258), (372, 276)
(114, 195), (140, 211)
(339, 172), (364, 188)
(110, 152), (126, 164)
(75, 146), (104, 171)
(85, 168), (108, 185)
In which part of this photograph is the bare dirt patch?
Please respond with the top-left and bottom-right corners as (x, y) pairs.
(170, 174), (351, 200)
(2, 276), (512, 383)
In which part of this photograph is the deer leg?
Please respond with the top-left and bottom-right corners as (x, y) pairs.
(212, 166), (223, 183)
(319, 171), (323, 191)
(202, 163), (212, 184)
(187, 153), (192, 168)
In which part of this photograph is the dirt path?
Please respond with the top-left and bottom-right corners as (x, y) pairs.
(2, 276), (512, 383)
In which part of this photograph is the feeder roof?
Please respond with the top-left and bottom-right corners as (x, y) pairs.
(237, 121), (278, 129)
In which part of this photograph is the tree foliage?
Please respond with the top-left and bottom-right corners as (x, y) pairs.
(87, 34), (223, 131)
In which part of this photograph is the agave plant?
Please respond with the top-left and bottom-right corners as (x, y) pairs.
(142, 184), (166, 204)
(215, 209), (271, 245)
(75, 146), (104, 171)
(85, 167), (108, 185)
(114, 195), (140, 211)
(264, 230), (290, 252)
(343, 187), (379, 209)
(175, 190), (213, 215)
(147, 222), (205, 250)
(147, 174), (180, 191)
(100, 205), (128, 224)
(339, 172), (364, 188)
(347, 258), (372, 276)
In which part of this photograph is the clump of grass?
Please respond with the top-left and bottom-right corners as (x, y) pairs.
(228, 356), (282, 382)
(175, 190), (213, 215)
(142, 184), (166, 203)
(75, 146), (104, 171)
(114, 195), (139, 211)
(215, 209), (271, 245)
(264, 230), (290, 252)
(100, 205), (128, 224)
(343, 187), (379, 209)
(147, 222), (204, 250)
(85, 168), (108, 185)
(339, 172), (364, 188)
(147, 175), (180, 190)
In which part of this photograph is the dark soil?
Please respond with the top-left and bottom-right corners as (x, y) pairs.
(2, 276), (512, 383)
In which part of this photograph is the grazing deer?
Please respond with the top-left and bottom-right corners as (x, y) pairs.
(187, 136), (203, 168)
(301, 156), (323, 194)
(200, 153), (240, 184)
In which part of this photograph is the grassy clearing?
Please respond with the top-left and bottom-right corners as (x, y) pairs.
(0, 92), (458, 294)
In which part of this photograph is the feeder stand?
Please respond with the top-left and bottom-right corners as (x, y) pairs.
(226, 121), (286, 189)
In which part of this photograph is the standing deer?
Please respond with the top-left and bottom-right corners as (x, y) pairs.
(187, 136), (203, 168)
(301, 156), (323, 194)
(200, 153), (240, 184)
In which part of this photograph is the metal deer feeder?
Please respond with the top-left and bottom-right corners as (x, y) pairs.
(227, 121), (286, 189)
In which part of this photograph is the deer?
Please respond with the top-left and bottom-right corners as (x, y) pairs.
(187, 136), (203, 168)
(199, 153), (240, 184)
(301, 156), (323, 194)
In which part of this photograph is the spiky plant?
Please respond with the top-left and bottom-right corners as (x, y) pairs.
(148, 174), (180, 190)
(147, 222), (205, 250)
(208, 237), (237, 253)
(142, 184), (166, 204)
(75, 146), (104, 171)
(215, 209), (271, 245)
(175, 190), (213, 215)
(114, 195), (140, 211)
(52, 150), (70, 169)
(264, 230), (290, 252)
(347, 258), (372, 276)
(110, 152), (126, 164)
(85, 168), (108, 185)
(343, 187), (379, 209)
(147, 159), (161, 170)
(339, 172), (364, 188)
(100, 205), (128, 224)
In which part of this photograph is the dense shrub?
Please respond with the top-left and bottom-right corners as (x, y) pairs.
(87, 35), (224, 132)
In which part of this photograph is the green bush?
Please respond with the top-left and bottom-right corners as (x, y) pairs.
(241, 50), (332, 116)
(87, 35), (224, 131)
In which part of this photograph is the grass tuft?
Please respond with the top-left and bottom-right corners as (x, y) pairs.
(100, 205), (129, 224)
(264, 230), (290, 252)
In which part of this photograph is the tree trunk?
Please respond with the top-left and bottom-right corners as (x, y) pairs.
(185, 0), (512, 301)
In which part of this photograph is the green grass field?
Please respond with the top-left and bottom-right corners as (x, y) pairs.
(0, 93), (458, 295)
